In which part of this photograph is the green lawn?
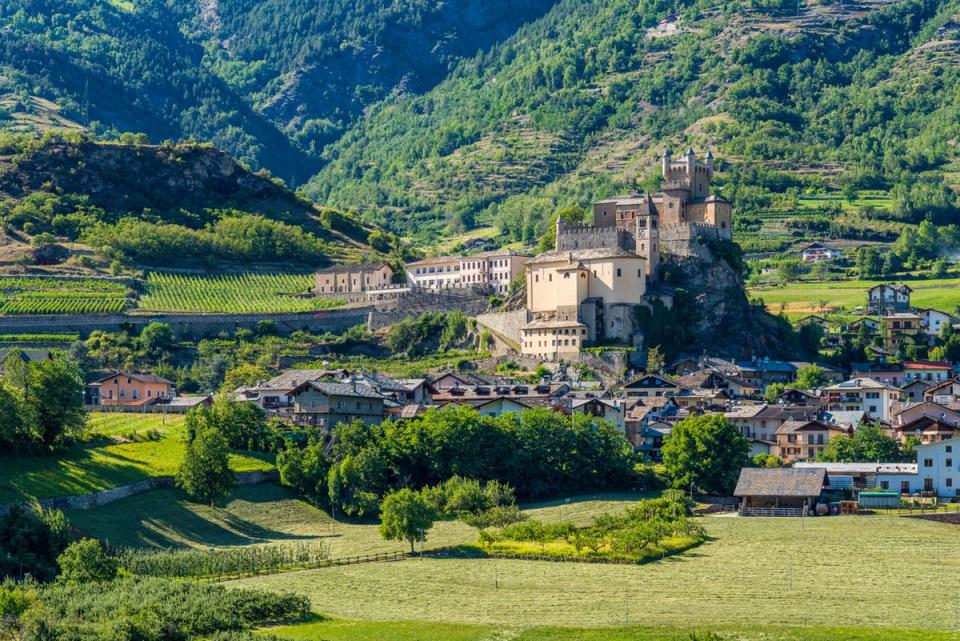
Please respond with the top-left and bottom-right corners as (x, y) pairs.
(749, 276), (960, 316)
(236, 515), (960, 632)
(265, 620), (960, 641)
(67, 484), (645, 552)
(0, 414), (273, 504)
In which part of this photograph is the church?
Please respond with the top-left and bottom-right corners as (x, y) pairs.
(520, 149), (732, 360)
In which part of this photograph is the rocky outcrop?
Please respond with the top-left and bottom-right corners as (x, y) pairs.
(662, 245), (796, 359)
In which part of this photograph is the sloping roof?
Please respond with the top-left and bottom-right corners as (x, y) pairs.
(522, 319), (588, 330)
(93, 371), (174, 385)
(526, 247), (644, 265)
(261, 369), (345, 390)
(824, 378), (900, 392)
(290, 380), (387, 400)
(314, 262), (388, 274)
(734, 467), (827, 498)
(903, 360), (951, 370)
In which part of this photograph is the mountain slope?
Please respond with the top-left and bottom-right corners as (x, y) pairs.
(304, 0), (960, 241)
(0, 0), (560, 182)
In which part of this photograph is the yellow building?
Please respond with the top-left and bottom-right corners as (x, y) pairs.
(881, 313), (922, 350)
(521, 247), (646, 357)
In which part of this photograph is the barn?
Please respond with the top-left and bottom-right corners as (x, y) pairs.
(734, 467), (828, 516)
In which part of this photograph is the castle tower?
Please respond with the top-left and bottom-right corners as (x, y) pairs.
(634, 194), (660, 277)
(661, 149), (672, 179)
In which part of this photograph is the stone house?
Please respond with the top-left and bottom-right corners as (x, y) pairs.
(315, 263), (394, 295)
(288, 380), (387, 428)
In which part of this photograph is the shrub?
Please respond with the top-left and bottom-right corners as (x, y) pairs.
(57, 539), (118, 584)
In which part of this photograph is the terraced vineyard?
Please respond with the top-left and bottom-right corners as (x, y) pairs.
(137, 272), (344, 314)
(0, 277), (129, 315)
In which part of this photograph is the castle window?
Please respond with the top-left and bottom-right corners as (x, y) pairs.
(580, 273), (585, 279)
(616, 268), (622, 278)
(638, 269), (642, 278)
(563, 273), (570, 279)
(548, 274), (552, 282)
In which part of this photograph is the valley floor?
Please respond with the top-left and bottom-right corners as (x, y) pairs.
(235, 515), (960, 633)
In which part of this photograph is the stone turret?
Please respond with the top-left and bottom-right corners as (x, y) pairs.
(661, 148), (672, 178)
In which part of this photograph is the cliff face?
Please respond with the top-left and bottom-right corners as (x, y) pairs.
(661, 246), (796, 359)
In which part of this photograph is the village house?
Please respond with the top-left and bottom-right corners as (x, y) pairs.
(799, 242), (841, 263)
(232, 368), (347, 413)
(867, 283), (912, 315)
(676, 369), (760, 401)
(903, 360), (951, 384)
(314, 263), (394, 295)
(622, 373), (682, 398)
(822, 378), (901, 422)
(851, 361), (905, 387)
(877, 437), (960, 497)
(925, 379), (960, 404)
(723, 405), (820, 442)
(288, 380), (387, 428)
(880, 313), (923, 350)
(918, 308), (953, 338)
(901, 379), (932, 403)
(774, 420), (850, 463)
(893, 414), (960, 445)
(776, 388), (823, 406)
(90, 372), (175, 407)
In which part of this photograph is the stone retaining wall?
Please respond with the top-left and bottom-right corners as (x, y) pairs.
(0, 469), (278, 515)
(0, 310), (370, 339)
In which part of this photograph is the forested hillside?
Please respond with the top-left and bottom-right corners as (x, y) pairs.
(0, 0), (557, 182)
(307, 0), (960, 241)
(0, 134), (396, 270)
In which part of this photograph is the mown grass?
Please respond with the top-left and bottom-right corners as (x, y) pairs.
(67, 485), (646, 551)
(749, 276), (960, 315)
(0, 415), (273, 504)
(265, 619), (960, 641)
(236, 515), (960, 631)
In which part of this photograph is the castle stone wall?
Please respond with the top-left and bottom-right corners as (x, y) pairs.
(556, 222), (628, 251)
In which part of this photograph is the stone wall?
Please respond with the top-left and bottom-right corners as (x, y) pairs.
(368, 289), (491, 330)
(0, 309), (370, 339)
(475, 309), (529, 347)
(0, 469), (278, 515)
(556, 221), (628, 251)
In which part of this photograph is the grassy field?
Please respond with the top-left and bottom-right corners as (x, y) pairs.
(0, 413), (273, 503)
(136, 272), (344, 314)
(748, 276), (960, 316)
(67, 483), (644, 551)
(236, 515), (960, 632)
(266, 619), (960, 641)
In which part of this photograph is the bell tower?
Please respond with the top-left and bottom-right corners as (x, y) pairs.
(635, 195), (660, 277)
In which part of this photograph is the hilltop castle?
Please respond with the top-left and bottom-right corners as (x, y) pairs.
(520, 149), (732, 360)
